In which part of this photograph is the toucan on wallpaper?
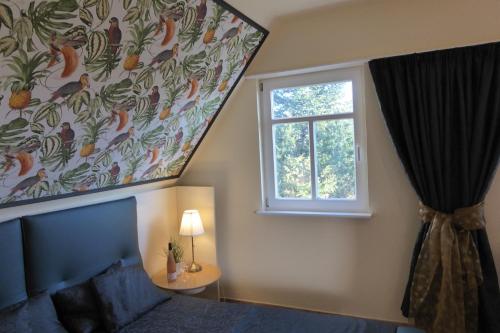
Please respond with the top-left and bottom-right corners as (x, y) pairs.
(0, 0), (266, 207)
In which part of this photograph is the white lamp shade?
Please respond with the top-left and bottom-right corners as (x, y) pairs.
(179, 210), (205, 236)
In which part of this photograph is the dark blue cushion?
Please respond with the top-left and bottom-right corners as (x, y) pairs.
(52, 261), (124, 333)
(52, 281), (104, 333)
(21, 197), (141, 296)
(0, 219), (27, 310)
(92, 265), (170, 332)
(0, 292), (67, 333)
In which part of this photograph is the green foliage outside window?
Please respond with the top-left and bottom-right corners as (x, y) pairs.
(272, 82), (356, 200)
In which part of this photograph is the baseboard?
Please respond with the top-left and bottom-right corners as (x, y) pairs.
(221, 297), (412, 327)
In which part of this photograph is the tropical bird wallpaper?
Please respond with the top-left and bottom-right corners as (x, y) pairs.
(0, 0), (266, 207)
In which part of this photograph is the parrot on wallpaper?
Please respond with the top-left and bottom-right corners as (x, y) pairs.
(175, 128), (184, 145)
(220, 22), (244, 44)
(178, 96), (200, 113)
(214, 60), (224, 81)
(149, 44), (179, 67)
(109, 161), (121, 182)
(106, 127), (134, 150)
(10, 169), (47, 195)
(196, 0), (207, 27)
(49, 74), (90, 103)
(58, 122), (75, 150)
(149, 86), (160, 110)
(106, 17), (122, 55)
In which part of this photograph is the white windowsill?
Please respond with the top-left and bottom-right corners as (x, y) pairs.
(255, 209), (373, 219)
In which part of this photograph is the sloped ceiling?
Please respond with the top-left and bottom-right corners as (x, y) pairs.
(226, 0), (354, 27)
(0, 0), (267, 208)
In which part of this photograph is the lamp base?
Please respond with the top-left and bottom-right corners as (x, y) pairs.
(187, 262), (202, 273)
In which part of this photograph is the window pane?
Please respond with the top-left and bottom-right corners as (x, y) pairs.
(271, 81), (353, 119)
(314, 119), (356, 200)
(273, 122), (311, 199)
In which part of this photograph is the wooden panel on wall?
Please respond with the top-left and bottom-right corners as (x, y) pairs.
(136, 186), (216, 276)
(176, 186), (217, 266)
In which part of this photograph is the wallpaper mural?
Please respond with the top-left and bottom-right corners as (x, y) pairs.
(0, 0), (266, 207)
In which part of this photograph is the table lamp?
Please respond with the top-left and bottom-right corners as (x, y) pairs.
(179, 209), (205, 273)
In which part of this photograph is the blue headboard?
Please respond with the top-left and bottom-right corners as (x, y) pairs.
(0, 219), (27, 309)
(22, 197), (141, 295)
(0, 197), (141, 308)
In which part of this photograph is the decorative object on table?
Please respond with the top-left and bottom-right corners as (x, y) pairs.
(170, 236), (185, 273)
(166, 242), (177, 282)
(179, 209), (204, 273)
(0, 0), (268, 209)
(176, 262), (185, 275)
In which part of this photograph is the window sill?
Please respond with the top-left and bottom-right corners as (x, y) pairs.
(255, 209), (373, 219)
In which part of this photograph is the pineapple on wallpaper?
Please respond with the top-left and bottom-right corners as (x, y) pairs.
(0, 0), (266, 206)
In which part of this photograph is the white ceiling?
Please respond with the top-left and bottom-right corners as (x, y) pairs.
(225, 0), (352, 27)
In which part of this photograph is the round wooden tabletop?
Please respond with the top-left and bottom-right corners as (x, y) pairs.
(152, 264), (221, 292)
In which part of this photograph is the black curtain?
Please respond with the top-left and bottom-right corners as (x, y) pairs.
(369, 42), (500, 333)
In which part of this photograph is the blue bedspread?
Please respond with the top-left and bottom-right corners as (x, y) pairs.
(119, 295), (397, 333)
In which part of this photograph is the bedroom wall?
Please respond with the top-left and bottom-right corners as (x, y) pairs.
(178, 0), (500, 323)
(137, 186), (217, 276)
(0, 180), (176, 222)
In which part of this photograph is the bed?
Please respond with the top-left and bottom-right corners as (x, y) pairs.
(0, 197), (417, 333)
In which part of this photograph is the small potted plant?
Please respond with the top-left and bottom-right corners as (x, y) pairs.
(169, 237), (184, 273)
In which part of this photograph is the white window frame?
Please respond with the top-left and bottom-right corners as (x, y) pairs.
(257, 66), (371, 217)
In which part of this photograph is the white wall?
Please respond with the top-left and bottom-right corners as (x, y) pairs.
(176, 186), (218, 266)
(0, 180), (175, 222)
(135, 186), (218, 276)
(136, 187), (178, 275)
(179, 0), (500, 323)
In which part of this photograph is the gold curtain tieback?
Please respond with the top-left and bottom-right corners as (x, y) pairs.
(410, 202), (485, 333)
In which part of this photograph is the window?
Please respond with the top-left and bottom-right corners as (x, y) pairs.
(257, 66), (370, 216)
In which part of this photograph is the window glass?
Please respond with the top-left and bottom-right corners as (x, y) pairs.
(271, 81), (353, 119)
(314, 119), (356, 200)
(273, 122), (311, 199)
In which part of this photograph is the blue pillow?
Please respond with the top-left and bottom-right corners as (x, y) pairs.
(0, 292), (67, 333)
(52, 261), (124, 333)
(52, 281), (104, 333)
(92, 265), (170, 332)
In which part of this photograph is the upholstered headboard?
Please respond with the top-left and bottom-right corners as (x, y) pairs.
(0, 197), (141, 309)
(0, 219), (27, 309)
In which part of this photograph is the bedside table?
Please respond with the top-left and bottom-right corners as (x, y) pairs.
(152, 263), (221, 300)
